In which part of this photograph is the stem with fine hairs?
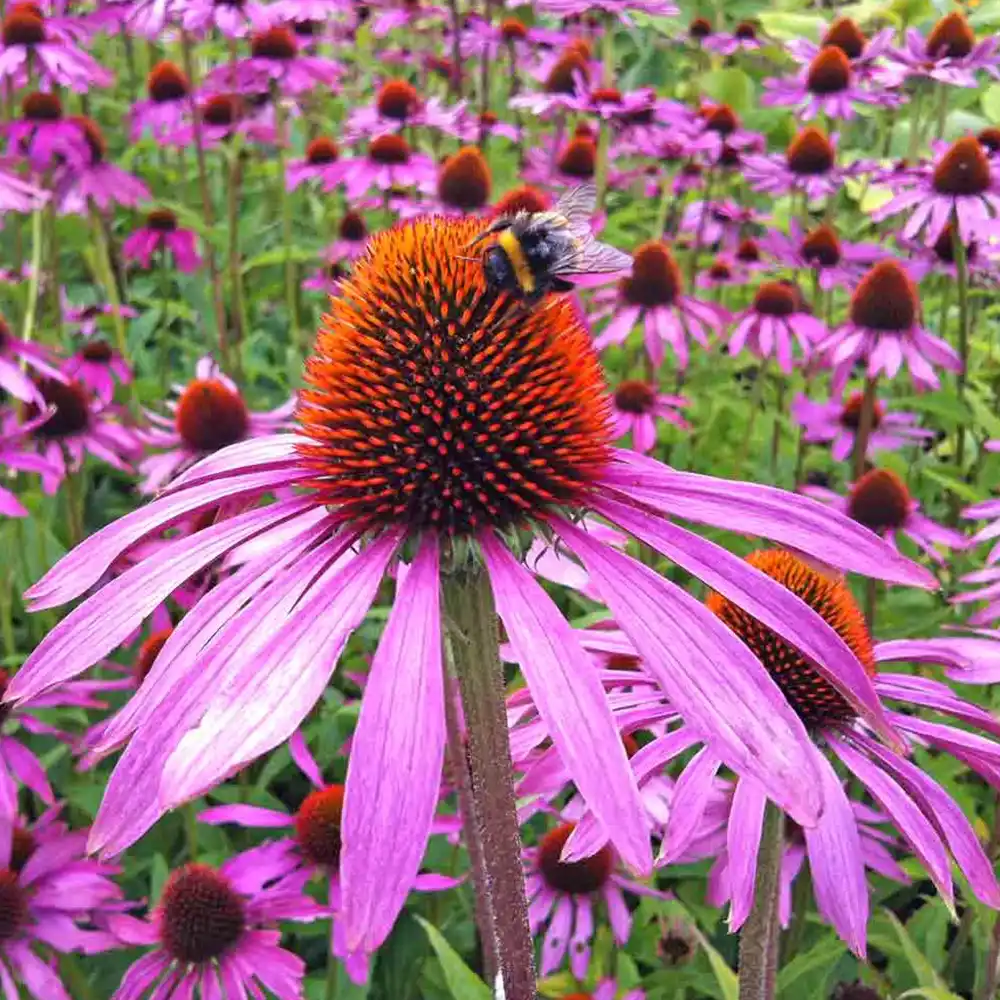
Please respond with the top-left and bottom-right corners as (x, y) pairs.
(738, 802), (784, 1000)
(180, 30), (231, 371)
(851, 377), (878, 482)
(442, 568), (536, 1000)
(20, 204), (42, 346)
(272, 88), (301, 352)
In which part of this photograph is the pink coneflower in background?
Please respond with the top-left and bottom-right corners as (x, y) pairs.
(726, 281), (826, 374)
(138, 357), (296, 492)
(702, 20), (764, 56)
(343, 77), (463, 139)
(592, 241), (728, 369)
(742, 126), (853, 201)
(759, 220), (880, 291)
(818, 259), (961, 392)
(524, 820), (668, 978)
(510, 45), (594, 118)
(130, 60), (191, 141)
(64, 335), (133, 404)
(0, 5), (112, 91)
(0, 316), (62, 404)
(873, 136), (1000, 244)
(199, 730), (460, 981)
(63, 299), (138, 340)
(0, 807), (122, 991)
(7, 217), (935, 970)
(953, 497), (1000, 624)
(787, 17), (896, 84)
(0, 156), (46, 214)
(286, 135), (341, 189)
(524, 131), (602, 189)
(54, 117), (150, 214)
(179, 0), (272, 37)
(324, 133), (437, 199)
(320, 208), (370, 264)
(803, 468), (966, 564)
(122, 209), (202, 272)
(8, 377), (138, 492)
(888, 12), (999, 88)
(0, 412), (60, 516)
(171, 91), (278, 148)
(609, 381), (690, 452)
(533, 0), (678, 22)
(762, 45), (896, 120)
(109, 849), (323, 999)
(792, 391), (933, 462)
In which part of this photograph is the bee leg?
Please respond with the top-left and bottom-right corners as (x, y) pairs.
(549, 278), (575, 293)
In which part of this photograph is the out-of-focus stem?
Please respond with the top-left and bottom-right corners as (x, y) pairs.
(738, 802), (783, 1000)
(21, 204), (42, 345)
(953, 218), (970, 485)
(687, 168), (714, 287)
(180, 30), (231, 370)
(272, 89), (301, 350)
(447, 0), (463, 97)
(442, 568), (536, 1000)
(226, 146), (247, 378)
(594, 16), (615, 208)
(851, 376), (878, 482)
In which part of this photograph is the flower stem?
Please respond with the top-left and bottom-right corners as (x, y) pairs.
(272, 89), (301, 352)
(180, 30), (231, 371)
(20, 204), (42, 345)
(323, 949), (340, 1000)
(593, 17), (615, 209)
(0, 573), (16, 663)
(63, 463), (85, 547)
(687, 168), (715, 288)
(953, 220), (970, 486)
(226, 145), (247, 381)
(851, 376), (878, 482)
(442, 566), (536, 1000)
(738, 801), (784, 1000)
(736, 359), (769, 476)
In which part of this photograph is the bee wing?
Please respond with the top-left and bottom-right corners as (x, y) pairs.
(551, 236), (633, 276)
(553, 183), (598, 237)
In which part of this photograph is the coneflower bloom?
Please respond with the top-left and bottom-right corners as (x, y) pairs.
(803, 469), (966, 565)
(759, 220), (880, 291)
(903, 223), (996, 285)
(437, 145), (492, 214)
(524, 821), (668, 978)
(762, 46), (895, 120)
(199, 730), (460, 981)
(130, 60), (191, 141)
(179, 0), (272, 37)
(592, 242), (728, 369)
(343, 78), (463, 139)
(0, 413), (60, 516)
(525, 132), (600, 189)
(602, 550), (1000, 952)
(286, 135), (341, 189)
(873, 136), (1000, 244)
(686, 103), (762, 160)
(457, 109), (521, 144)
(492, 185), (552, 216)
(0, 5), (111, 91)
(609, 381), (689, 452)
(889, 12), (999, 88)
(122, 209), (202, 273)
(324, 134), (436, 200)
(787, 17), (896, 85)
(321, 209), (370, 264)
(0, 807), (123, 994)
(109, 850), (324, 999)
(12, 377), (138, 492)
(792, 391), (932, 462)
(818, 259), (961, 393)
(742, 127), (853, 201)
(0, 156), (45, 214)
(0, 315), (62, 404)
(6, 91), (89, 171)
(726, 281), (826, 374)
(63, 299), (138, 340)
(370, 0), (446, 37)
(138, 357), (296, 492)
(65, 338), (133, 406)
(204, 25), (343, 95)
(510, 46), (592, 118)
(953, 499), (1000, 623)
(173, 92), (278, 148)
(54, 117), (150, 214)
(533, 0), (678, 22)
(11, 217), (934, 966)
(702, 20), (764, 56)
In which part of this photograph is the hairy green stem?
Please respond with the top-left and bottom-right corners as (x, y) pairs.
(442, 568), (536, 1000)
(21, 205), (42, 345)
(738, 802), (784, 1000)
(851, 377), (878, 482)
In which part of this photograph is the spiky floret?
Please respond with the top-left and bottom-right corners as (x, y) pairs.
(297, 217), (612, 536)
(707, 550), (874, 729)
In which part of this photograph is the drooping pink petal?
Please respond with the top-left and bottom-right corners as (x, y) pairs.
(554, 517), (824, 827)
(481, 533), (651, 873)
(341, 535), (446, 954)
(726, 778), (766, 931)
(660, 747), (723, 864)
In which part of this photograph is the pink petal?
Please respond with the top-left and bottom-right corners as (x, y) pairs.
(726, 778), (766, 931)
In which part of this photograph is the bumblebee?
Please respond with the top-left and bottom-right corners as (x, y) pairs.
(467, 183), (632, 302)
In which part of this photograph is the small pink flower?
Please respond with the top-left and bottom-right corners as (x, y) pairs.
(122, 209), (202, 273)
(609, 381), (690, 452)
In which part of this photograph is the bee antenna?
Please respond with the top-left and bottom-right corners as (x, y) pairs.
(454, 255), (481, 262)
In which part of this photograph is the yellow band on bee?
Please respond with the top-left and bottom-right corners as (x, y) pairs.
(498, 229), (535, 294)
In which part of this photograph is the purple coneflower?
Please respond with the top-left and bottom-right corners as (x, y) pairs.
(173, 92), (278, 148)
(138, 357), (296, 492)
(63, 337), (132, 405)
(532, 0), (677, 22)
(803, 468), (966, 565)
(122, 209), (202, 273)
(109, 849), (323, 999)
(54, 117), (150, 214)
(685, 102), (762, 160)
(743, 126), (853, 201)
(0, 5), (112, 91)
(0, 412), (60, 516)
(324, 133), (436, 200)
(369, 0), (446, 37)
(953, 498), (1000, 623)
(287, 135), (341, 190)
(344, 77), (464, 139)
(0, 157), (45, 214)
(6, 91), (89, 171)
(762, 45), (896, 120)
(888, 12), (999, 88)
(0, 806), (122, 992)
(727, 281), (826, 374)
(873, 135), (1000, 244)
(593, 241), (728, 369)
(0, 315), (61, 404)
(130, 60), (191, 142)
(457, 109), (521, 144)
(759, 220), (880, 291)
(436, 145), (492, 214)
(524, 130), (600, 189)
(525, 820), (668, 978)
(511, 44), (594, 118)
(787, 17), (896, 85)
(902, 222), (997, 285)
(199, 730), (459, 981)
(818, 259), (961, 392)
(10, 376), (138, 492)
(792, 391), (932, 462)
(320, 208), (370, 264)
(702, 20), (764, 56)
(9, 217), (934, 966)
(63, 299), (138, 340)
(179, 0), (272, 37)
(609, 381), (689, 453)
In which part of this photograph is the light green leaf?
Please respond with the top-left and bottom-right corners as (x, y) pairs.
(922, 468), (984, 504)
(757, 12), (827, 41)
(414, 917), (492, 1000)
(881, 909), (948, 990)
(897, 989), (966, 1000)
(777, 932), (848, 996)
(700, 68), (755, 116)
(981, 84), (1000, 123)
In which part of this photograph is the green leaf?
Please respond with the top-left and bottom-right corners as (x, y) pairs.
(414, 917), (492, 1000)
(777, 932), (848, 997)
(922, 468), (984, 504)
(699, 68), (755, 116)
(981, 84), (1000, 123)
(757, 11), (827, 41)
(241, 245), (319, 274)
(897, 989), (966, 1000)
(880, 909), (948, 990)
